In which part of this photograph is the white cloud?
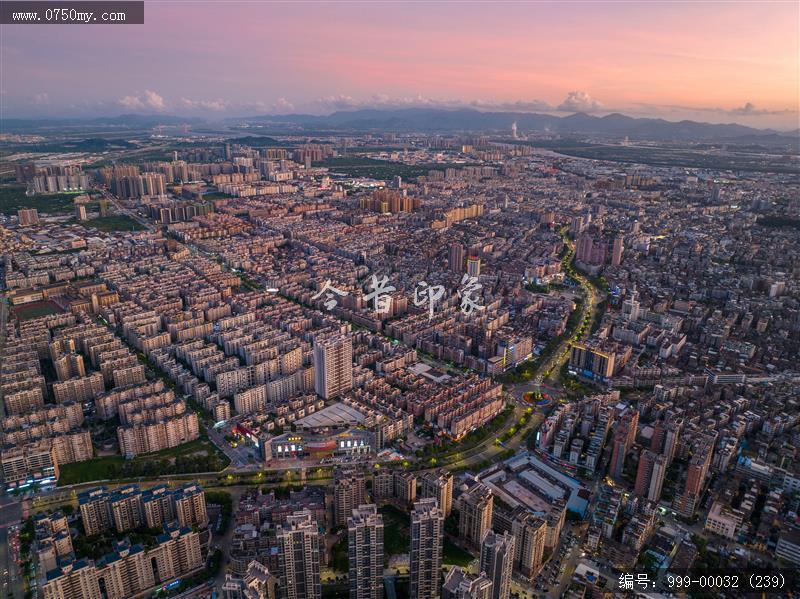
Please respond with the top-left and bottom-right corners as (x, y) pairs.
(117, 90), (165, 111)
(117, 96), (143, 109)
(31, 92), (49, 105)
(728, 102), (789, 116)
(310, 94), (360, 111)
(270, 97), (295, 113)
(303, 95), (558, 114)
(304, 92), (568, 113)
(633, 101), (796, 119)
(142, 90), (165, 110)
(206, 98), (296, 115)
(557, 91), (603, 113)
(307, 94), (459, 112)
(180, 97), (228, 111)
(370, 94), (445, 108)
(732, 101), (758, 115)
(470, 99), (554, 112)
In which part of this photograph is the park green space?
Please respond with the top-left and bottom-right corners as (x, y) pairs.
(58, 437), (230, 485)
(0, 185), (83, 214)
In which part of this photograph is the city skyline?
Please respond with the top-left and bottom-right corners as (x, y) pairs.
(1, 2), (799, 597)
(1, 1), (798, 128)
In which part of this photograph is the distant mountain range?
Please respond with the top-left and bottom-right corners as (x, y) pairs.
(240, 108), (796, 142)
(3, 108), (798, 144)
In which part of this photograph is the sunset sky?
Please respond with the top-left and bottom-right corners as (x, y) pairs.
(1, 1), (798, 129)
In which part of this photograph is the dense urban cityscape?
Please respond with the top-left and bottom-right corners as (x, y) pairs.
(1, 2), (799, 599)
(1, 115), (798, 598)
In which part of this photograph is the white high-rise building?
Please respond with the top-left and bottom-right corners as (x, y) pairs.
(480, 531), (514, 599)
(410, 498), (443, 599)
(313, 335), (353, 400)
(348, 504), (384, 599)
(511, 513), (546, 580)
(277, 511), (321, 599)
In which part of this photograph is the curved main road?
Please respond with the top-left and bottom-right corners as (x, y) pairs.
(445, 233), (603, 469)
(21, 231), (602, 515)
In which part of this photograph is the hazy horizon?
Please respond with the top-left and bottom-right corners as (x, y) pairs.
(3, 106), (799, 135)
(1, 1), (798, 129)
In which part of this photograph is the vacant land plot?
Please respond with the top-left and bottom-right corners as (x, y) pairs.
(316, 157), (478, 181)
(202, 192), (234, 200)
(0, 186), (81, 215)
(526, 141), (800, 175)
(75, 215), (145, 231)
(11, 300), (63, 321)
(58, 436), (230, 485)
